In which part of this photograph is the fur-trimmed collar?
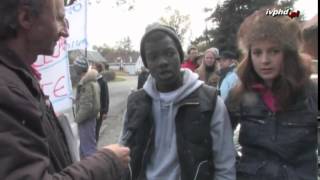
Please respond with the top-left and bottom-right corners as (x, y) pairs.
(79, 69), (98, 85)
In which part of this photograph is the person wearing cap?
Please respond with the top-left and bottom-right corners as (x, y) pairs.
(91, 63), (110, 142)
(120, 24), (235, 180)
(73, 58), (101, 158)
(217, 51), (239, 100)
(181, 45), (199, 71)
(226, 6), (317, 180)
(195, 47), (221, 87)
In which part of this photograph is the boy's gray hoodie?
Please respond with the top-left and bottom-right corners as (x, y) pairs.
(143, 69), (235, 180)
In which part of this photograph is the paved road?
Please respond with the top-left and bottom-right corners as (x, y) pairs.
(97, 75), (137, 148)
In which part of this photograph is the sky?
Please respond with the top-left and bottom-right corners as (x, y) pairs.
(86, 0), (318, 51)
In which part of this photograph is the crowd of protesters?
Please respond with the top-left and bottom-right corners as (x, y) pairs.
(129, 6), (318, 180)
(0, 0), (317, 179)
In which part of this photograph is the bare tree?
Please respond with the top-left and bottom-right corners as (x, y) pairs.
(159, 8), (190, 46)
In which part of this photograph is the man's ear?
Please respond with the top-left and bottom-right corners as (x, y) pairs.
(17, 5), (35, 30)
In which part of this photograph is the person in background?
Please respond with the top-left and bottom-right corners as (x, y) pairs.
(301, 15), (318, 81)
(73, 58), (100, 158)
(226, 7), (318, 180)
(120, 24), (235, 180)
(217, 51), (239, 100)
(181, 45), (199, 71)
(301, 15), (318, 61)
(137, 66), (150, 89)
(195, 52), (204, 67)
(195, 47), (221, 87)
(92, 63), (110, 142)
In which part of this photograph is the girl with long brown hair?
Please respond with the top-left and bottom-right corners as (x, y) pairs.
(195, 47), (221, 87)
(226, 7), (318, 180)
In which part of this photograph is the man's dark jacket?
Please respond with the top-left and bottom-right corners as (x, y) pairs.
(96, 75), (109, 140)
(97, 75), (109, 115)
(0, 45), (123, 179)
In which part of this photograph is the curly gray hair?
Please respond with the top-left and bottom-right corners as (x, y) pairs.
(0, 0), (45, 40)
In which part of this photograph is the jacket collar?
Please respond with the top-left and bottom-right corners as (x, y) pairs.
(0, 44), (34, 76)
(0, 44), (41, 97)
(252, 83), (278, 112)
(78, 69), (98, 85)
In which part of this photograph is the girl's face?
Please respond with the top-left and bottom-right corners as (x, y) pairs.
(251, 40), (284, 87)
(204, 52), (216, 67)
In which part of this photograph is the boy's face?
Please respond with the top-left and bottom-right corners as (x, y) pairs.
(144, 34), (181, 87)
(188, 49), (198, 61)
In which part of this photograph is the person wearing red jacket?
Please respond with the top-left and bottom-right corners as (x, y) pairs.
(181, 45), (199, 71)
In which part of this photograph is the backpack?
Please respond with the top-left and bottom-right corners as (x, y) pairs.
(74, 81), (101, 123)
(89, 81), (101, 119)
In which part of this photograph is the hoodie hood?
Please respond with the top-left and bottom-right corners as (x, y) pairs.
(143, 68), (203, 103)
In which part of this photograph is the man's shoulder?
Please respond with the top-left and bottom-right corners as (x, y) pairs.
(128, 89), (149, 102)
(127, 89), (152, 110)
(0, 63), (40, 116)
(126, 89), (152, 121)
(0, 63), (21, 87)
(224, 71), (238, 81)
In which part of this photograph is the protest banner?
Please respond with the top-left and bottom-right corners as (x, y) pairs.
(32, 0), (88, 113)
(33, 38), (73, 113)
(65, 0), (87, 50)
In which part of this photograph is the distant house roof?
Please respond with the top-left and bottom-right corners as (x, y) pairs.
(68, 50), (108, 64)
(301, 14), (318, 60)
(302, 14), (318, 30)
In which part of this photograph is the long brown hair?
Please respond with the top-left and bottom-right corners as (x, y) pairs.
(233, 6), (312, 110)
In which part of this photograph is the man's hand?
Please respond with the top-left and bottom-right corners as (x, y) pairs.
(103, 144), (130, 167)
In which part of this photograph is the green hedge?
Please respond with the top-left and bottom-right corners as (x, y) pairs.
(102, 70), (116, 82)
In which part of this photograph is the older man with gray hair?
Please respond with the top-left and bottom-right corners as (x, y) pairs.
(0, 0), (129, 179)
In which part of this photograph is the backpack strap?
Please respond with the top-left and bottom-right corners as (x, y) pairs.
(89, 82), (101, 117)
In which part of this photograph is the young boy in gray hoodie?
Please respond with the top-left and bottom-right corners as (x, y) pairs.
(120, 24), (235, 180)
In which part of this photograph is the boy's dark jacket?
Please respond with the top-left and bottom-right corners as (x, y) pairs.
(122, 84), (217, 180)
